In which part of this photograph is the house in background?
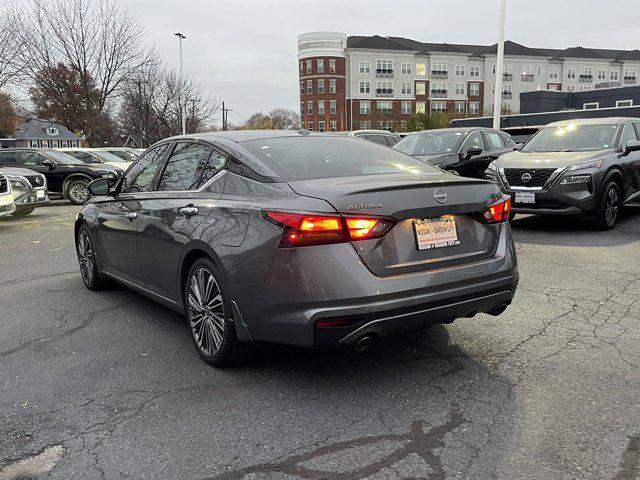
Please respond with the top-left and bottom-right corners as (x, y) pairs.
(11, 119), (82, 148)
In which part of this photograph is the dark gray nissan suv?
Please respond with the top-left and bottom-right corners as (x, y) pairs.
(485, 117), (640, 229)
(75, 131), (519, 366)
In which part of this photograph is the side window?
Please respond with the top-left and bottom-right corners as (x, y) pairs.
(364, 135), (388, 146)
(484, 131), (505, 150)
(122, 144), (169, 193)
(199, 151), (228, 188)
(619, 123), (638, 148)
(156, 142), (213, 191)
(0, 151), (18, 165)
(384, 135), (400, 146)
(462, 131), (485, 151)
(67, 151), (95, 163)
(501, 134), (515, 147)
(22, 152), (49, 166)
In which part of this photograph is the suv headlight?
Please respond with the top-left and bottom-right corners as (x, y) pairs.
(560, 174), (591, 185)
(568, 159), (604, 171)
(486, 161), (498, 171)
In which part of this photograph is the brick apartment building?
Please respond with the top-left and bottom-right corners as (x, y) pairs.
(297, 31), (640, 132)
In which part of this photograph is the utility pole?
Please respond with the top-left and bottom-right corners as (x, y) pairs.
(175, 32), (187, 135)
(221, 102), (233, 131)
(493, 0), (506, 129)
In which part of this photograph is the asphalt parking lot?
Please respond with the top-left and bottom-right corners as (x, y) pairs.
(1, 202), (639, 480)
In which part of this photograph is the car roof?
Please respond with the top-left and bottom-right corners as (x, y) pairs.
(160, 130), (344, 144)
(350, 129), (399, 135)
(405, 127), (489, 135)
(546, 117), (640, 127)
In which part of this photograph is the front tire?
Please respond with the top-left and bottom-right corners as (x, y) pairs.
(76, 226), (108, 290)
(67, 179), (91, 205)
(185, 258), (252, 366)
(593, 181), (622, 230)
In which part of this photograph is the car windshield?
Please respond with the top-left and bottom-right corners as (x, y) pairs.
(393, 131), (464, 155)
(42, 150), (85, 165)
(92, 150), (128, 163)
(242, 136), (441, 181)
(521, 124), (619, 152)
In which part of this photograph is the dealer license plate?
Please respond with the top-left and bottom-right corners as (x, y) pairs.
(36, 190), (45, 199)
(414, 215), (460, 250)
(515, 191), (535, 204)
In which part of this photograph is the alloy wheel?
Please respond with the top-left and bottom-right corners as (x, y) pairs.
(69, 182), (90, 204)
(187, 267), (225, 356)
(77, 231), (94, 285)
(605, 187), (619, 227)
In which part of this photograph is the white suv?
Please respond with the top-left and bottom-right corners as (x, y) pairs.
(0, 172), (16, 217)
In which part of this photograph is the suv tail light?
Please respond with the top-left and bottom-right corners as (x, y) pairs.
(266, 211), (395, 247)
(481, 196), (511, 223)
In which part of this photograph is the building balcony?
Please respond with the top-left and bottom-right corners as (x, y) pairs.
(430, 89), (448, 98)
(501, 92), (512, 99)
(502, 73), (513, 81)
(579, 75), (593, 82)
(375, 68), (394, 78)
(375, 88), (394, 97)
(624, 76), (637, 84)
(431, 70), (448, 79)
(521, 74), (534, 81)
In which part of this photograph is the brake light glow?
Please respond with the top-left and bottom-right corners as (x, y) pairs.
(482, 196), (511, 223)
(346, 218), (379, 238)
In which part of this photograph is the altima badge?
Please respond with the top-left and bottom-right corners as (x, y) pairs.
(433, 188), (448, 204)
(347, 203), (383, 210)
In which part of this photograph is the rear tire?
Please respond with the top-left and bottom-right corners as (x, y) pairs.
(185, 258), (252, 366)
(592, 181), (622, 230)
(67, 179), (91, 205)
(76, 225), (108, 290)
(11, 207), (36, 216)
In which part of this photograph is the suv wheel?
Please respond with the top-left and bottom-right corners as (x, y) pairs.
(185, 258), (252, 366)
(594, 181), (622, 230)
(67, 179), (90, 205)
(76, 226), (107, 290)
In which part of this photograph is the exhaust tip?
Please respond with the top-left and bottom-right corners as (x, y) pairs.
(354, 335), (375, 352)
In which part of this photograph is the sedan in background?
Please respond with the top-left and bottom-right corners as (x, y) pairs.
(393, 127), (516, 178)
(0, 166), (48, 215)
(348, 129), (401, 147)
(95, 147), (141, 163)
(75, 131), (518, 366)
(0, 171), (15, 217)
(58, 148), (132, 170)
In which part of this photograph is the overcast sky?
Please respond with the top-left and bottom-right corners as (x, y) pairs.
(125, 0), (640, 126)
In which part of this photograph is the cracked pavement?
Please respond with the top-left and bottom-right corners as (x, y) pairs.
(1, 202), (639, 479)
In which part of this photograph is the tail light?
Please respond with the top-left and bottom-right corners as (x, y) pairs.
(481, 196), (511, 223)
(266, 211), (395, 247)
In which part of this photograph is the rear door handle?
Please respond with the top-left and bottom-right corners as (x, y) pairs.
(179, 206), (199, 217)
(125, 212), (137, 221)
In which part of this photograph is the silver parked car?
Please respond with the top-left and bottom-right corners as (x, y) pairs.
(75, 131), (519, 366)
(0, 172), (16, 217)
(0, 167), (49, 215)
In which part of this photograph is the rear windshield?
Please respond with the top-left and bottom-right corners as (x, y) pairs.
(521, 124), (619, 152)
(393, 131), (464, 155)
(241, 136), (440, 181)
(42, 150), (85, 165)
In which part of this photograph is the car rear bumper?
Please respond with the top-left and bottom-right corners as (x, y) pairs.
(229, 224), (518, 347)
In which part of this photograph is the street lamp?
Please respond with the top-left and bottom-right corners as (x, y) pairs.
(492, 0), (506, 130)
(175, 32), (187, 135)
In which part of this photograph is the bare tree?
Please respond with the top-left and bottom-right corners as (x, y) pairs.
(0, 2), (28, 90)
(240, 108), (301, 130)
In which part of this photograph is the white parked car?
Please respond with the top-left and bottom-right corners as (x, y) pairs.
(57, 148), (132, 170)
(0, 171), (16, 217)
(94, 147), (141, 163)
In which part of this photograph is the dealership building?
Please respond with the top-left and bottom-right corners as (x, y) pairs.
(297, 31), (640, 132)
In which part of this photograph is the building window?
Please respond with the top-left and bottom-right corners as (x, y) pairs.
(579, 67), (593, 77)
(376, 81), (392, 94)
(469, 83), (480, 96)
(597, 69), (606, 80)
(401, 101), (412, 115)
(307, 121), (314, 131)
(503, 64), (513, 75)
(566, 85), (575, 92)
(431, 101), (446, 112)
(401, 82), (412, 94)
(359, 121), (371, 129)
(469, 101), (479, 114)
(359, 81), (371, 94)
(469, 66), (480, 77)
(522, 65), (534, 75)
(299, 61), (303, 73)
(360, 100), (371, 114)
(377, 101), (392, 114)
(306, 101), (313, 115)
(431, 61), (447, 74)
(415, 82), (426, 95)
(616, 100), (633, 107)
(401, 63), (412, 75)
(455, 65), (466, 76)
(416, 63), (426, 76)
(611, 70), (619, 81)
(317, 79), (325, 94)
(583, 102), (599, 110)
(330, 120), (337, 131)
(329, 100), (337, 114)
(400, 120), (407, 130)
(318, 120), (325, 132)
(300, 103), (305, 115)
(317, 59), (324, 73)
(306, 80), (313, 94)
(454, 83), (465, 95)
(317, 100), (325, 115)
(537, 65), (542, 76)
(376, 59), (393, 73)
(359, 61), (371, 74)
(379, 120), (394, 130)
(549, 67), (559, 79)
(329, 79), (336, 93)
(306, 60), (312, 74)
(454, 101), (465, 114)
(329, 59), (336, 73)
(567, 69), (576, 79)
(415, 101), (426, 114)
(548, 84), (559, 91)
(300, 82), (304, 95)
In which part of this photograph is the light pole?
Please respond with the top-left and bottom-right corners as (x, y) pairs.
(175, 32), (187, 135)
(492, 0), (506, 130)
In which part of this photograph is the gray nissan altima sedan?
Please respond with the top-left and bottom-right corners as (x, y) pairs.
(75, 130), (519, 366)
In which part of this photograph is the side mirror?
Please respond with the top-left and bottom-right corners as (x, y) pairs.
(463, 146), (483, 160)
(623, 139), (640, 155)
(513, 143), (524, 151)
(42, 159), (55, 169)
(88, 178), (111, 196)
